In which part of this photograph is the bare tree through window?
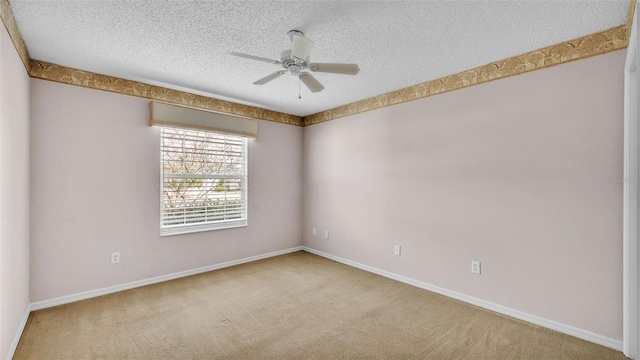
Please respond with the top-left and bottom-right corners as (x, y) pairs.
(160, 127), (247, 234)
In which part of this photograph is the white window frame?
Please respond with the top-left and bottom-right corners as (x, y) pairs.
(159, 127), (248, 236)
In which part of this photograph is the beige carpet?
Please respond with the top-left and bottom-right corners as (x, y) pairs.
(15, 251), (627, 359)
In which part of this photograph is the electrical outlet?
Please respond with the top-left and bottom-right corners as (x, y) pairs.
(471, 261), (481, 274)
(394, 245), (401, 256)
(111, 252), (120, 264)
(324, 230), (329, 239)
(312, 228), (317, 236)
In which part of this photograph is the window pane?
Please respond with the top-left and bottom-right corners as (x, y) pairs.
(160, 127), (247, 235)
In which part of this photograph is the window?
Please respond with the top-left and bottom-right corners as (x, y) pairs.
(160, 127), (248, 235)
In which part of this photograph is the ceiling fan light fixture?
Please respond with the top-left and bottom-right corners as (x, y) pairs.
(289, 64), (302, 76)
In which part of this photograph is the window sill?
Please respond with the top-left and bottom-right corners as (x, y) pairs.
(160, 221), (247, 237)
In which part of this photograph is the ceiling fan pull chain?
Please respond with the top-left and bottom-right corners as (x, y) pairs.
(298, 76), (302, 99)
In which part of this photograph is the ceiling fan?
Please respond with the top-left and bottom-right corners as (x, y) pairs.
(230, 30), (360, 96)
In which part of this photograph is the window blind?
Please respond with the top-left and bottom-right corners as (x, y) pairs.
(160, 127), (248, 235)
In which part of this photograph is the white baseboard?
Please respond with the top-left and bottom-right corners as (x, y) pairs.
(19, 245), (623, 354)
(302, 246), (623, 352)
(6, 306), (30, 360)
(30, 246), (303, 311)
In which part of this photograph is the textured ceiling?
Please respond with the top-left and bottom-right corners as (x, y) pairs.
(9, 0), (630, 117)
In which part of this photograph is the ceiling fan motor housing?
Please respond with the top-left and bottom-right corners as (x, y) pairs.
(281, 50), (309, 75)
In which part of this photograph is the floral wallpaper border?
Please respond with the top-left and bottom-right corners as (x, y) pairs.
(0, 0), (29, 71)
(304, 24), (629, 126)
(29, 60), (303, 126)
(0, 0), (635, 127)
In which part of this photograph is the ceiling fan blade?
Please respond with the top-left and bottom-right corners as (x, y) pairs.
(291, 35), (314, 62)
(253, 71), (286, 85)
(309, 63), (360, 75)
(230, 52), (281, 64)
(299, 73), (324, 93)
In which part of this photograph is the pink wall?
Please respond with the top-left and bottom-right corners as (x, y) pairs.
(30, 79), (302, 302)
(302, 50), (625, 340)
(0, 25), (30, 358)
